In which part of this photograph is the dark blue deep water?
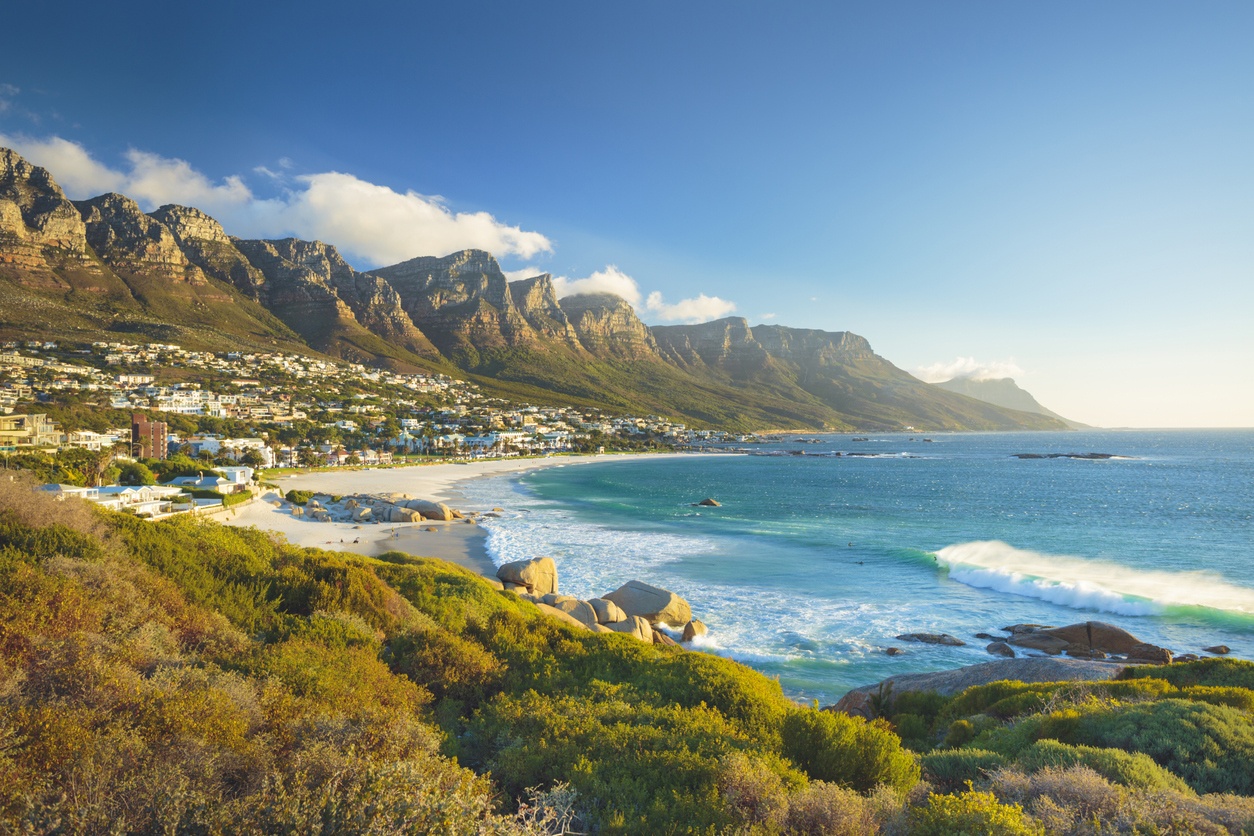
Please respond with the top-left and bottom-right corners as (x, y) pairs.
(463, 430), (1254, 703)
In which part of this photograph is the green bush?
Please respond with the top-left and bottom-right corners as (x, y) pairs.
(1013, 739), (1192, 794)
(920, 749), (1008, 792)
(1121, 657), (1254, 691)
(910, 789), (1043, 836)
(285, 489), (314, 506)
(780, 709), (919, 794)
(1070, 699), (1254, 794)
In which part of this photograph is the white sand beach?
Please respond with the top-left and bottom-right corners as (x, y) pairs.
(223, 454), (693, 576)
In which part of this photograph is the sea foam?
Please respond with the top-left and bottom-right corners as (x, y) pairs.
(936, 540), (1254, 617)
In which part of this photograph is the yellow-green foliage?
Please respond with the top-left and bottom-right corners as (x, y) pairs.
(780, 709), (920, 794)
(910, 789), (1044, 836)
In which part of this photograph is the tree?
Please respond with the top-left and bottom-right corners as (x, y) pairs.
(240, 449), (265, 468)
(297, 448), (322, 468)
(118, 461), (157, 486)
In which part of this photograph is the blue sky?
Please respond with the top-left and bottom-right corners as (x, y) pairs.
(2, 1), (1251, 427)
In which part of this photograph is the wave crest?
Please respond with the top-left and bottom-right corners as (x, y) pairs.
(935, 540), (1254, 618)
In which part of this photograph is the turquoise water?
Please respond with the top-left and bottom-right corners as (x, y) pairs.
(461, 430), (1254, 704)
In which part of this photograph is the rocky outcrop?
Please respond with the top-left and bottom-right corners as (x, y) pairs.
(987, 641), (1015, 658)
(75, 194), (207, 283)
(604, 580), (692, 627)
(367, 249), (537, 357)
(509, 274), (583, 348)
(151, 205), (269, 299)
(654, 317), (771, 376)
(0, 149), (104, 288)
(588, 597), (627, 624)
(607, 615), (653, 642)
(1003, 621), (1172, 662)
(559, 293), (660, 360)
(830, 657), (1130, 717)
(682, 619), (708, 642)
(896, 632), (966, 647)
(496, 556), (558, 597)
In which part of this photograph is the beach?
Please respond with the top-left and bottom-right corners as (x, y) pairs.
(224, 454), (691, 576)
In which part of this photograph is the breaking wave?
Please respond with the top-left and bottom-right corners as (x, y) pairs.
(935, 540), (1254, 619)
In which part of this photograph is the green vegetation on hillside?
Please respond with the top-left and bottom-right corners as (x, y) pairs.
(7, 474), (1250, 832)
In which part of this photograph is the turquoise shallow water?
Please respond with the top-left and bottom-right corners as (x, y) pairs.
(460, 430), (1254, 704)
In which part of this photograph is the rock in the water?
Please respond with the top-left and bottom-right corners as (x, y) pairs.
(1066, 648), (1107, 660)
(885, 647), (904, 657)
(1205, 645), (1231, 655)
(1127, 643), (1173, 664)
(695, 498), (721, 507)
(653, 630), (679, 647)
(1175, 653), (1200, 663)
(1038, 621), (1144, 655)
(896, 632), (965, 647)
(607, 615), (653, 642)
(974, 633), (999, 640)
(588, 597), (627, 624)
(604, 580), (692, 626)
(1002, 623), (1053, 635)
(1007, 632), (1071, 655)
(496, 556), (558, 597)
(682, 619), (708, 642)
(829, 657), (1130, 713)
(986, 641), (1015, 658)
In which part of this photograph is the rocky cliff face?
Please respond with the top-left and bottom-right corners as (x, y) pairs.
(75, 194), (207, 284)
(559, 293), (660, 359)
(367, 249), (537, 358)
(751, 325), (875, 367)
(233, 238), (362, 344)
(508, 274), (583, 349)
(149, 204), (268, 299)
(653, 317), (770, 375)
(0, 148), (105, 288)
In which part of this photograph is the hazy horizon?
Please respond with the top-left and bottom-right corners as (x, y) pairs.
(3, 2), (1251, 428)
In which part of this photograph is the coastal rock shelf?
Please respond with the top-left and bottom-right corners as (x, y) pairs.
(497, 560), (700, 645)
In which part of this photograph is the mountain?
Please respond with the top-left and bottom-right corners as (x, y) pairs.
(934, 376), (1087, 428)
(0, 147), (1067, 431)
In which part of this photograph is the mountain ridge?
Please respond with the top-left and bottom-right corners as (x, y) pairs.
(0, 147), (1069, 431)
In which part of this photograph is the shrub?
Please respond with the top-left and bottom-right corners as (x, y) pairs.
(1013, 739), (1192, 794)
(909, 788), (1043, 836)
(944, 718), (978, 748)
(1121, 657), (1254, 691)
(284, 489), (314, 506)
(780, 709), (919, 794)
(783, 781), (878, 835)
(920, 749), (1008, 792)
(1071, 699), (1254, 794)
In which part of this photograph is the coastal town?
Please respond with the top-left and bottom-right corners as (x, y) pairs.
(0, 338), (758, 516)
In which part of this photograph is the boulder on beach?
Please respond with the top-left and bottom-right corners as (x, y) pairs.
(682, 619), (708, 642)
(588, 597), (627, 624)
(896, 632), (966, 647)
(404, 499), (455, 521)
(607, 615), (653, 642)
(604, 580), (692, 626)
(497, 556), (558, 597)
(535, 602), (589, 631)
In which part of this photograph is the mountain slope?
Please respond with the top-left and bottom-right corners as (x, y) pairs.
(935, 376), (1087, 428)
(0, 146), (1069, 431)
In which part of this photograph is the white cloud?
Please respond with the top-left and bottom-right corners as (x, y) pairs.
(644, 291), (737, 323)
(0, 83), (17, 113)
(759, 312), (778, 320)
(551, 265), (643, 306)
(0, 134), (551, 268)
(914, 356), (1025, 383)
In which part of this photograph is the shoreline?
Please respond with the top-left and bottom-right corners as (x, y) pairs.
(224, 453), (703, 577)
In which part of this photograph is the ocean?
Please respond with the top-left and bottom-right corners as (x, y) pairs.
(459, 430), (1254, 705)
